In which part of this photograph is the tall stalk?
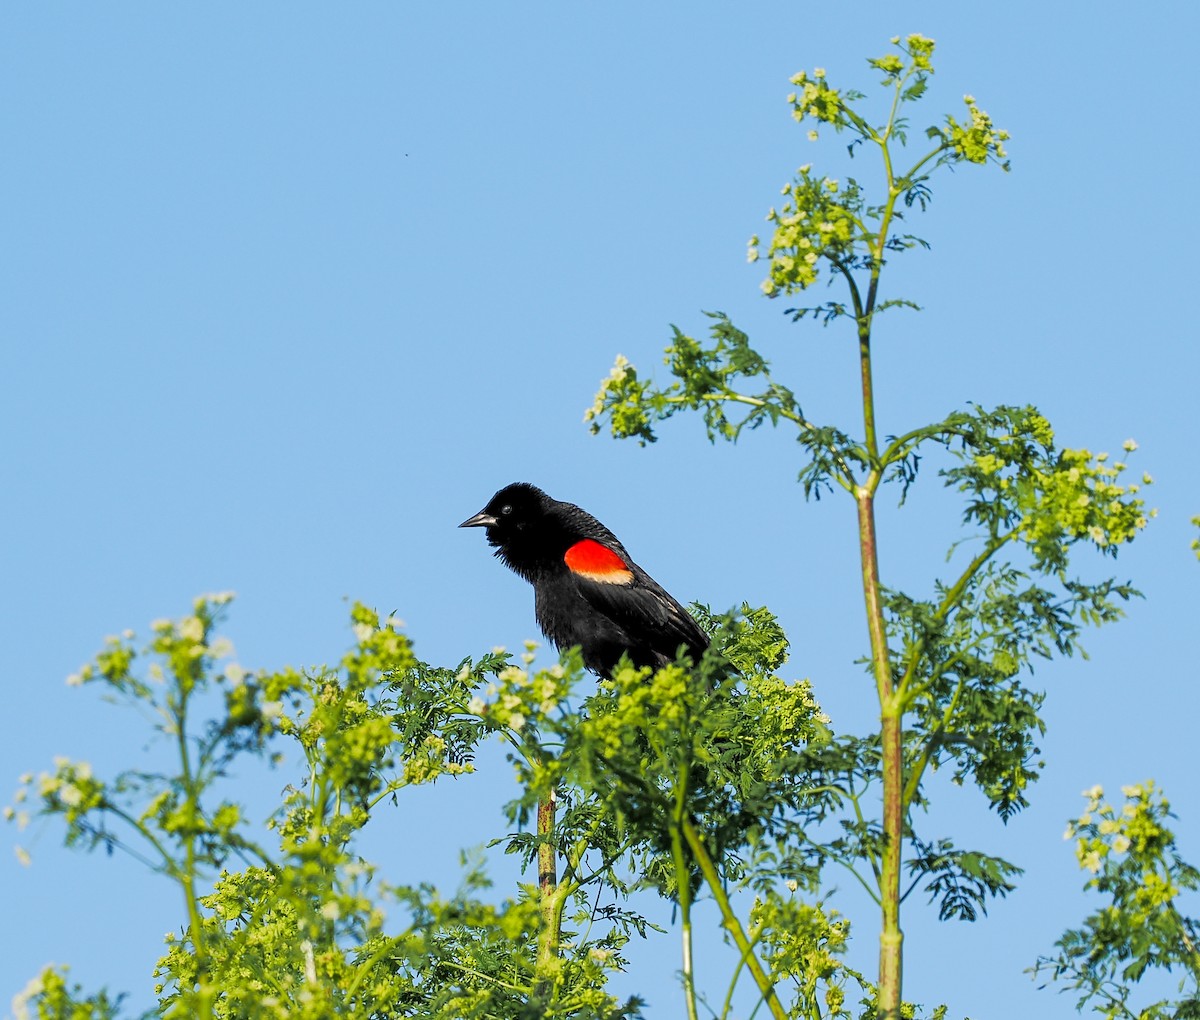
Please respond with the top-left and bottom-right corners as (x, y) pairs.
(533, 787), (561, 1004)
(172, 668), (215, 1020)
(857, 483), (903, 1018)
(589, 37), (1017, 1016)
(855, 120), (906, 1019)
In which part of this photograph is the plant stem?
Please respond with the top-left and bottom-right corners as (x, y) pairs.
(172, 685), (214, 1020)
(682, 819), (789, 1020)
(894, 532), (1013, 702)
(851, 118), (909, 1019)
(671, 762), (700, 1020)
(853, 348), (897, 1015)
(719, 936), (759, 1020)
(857, 485), (904, 1019)
(533, 786), (561, 1005)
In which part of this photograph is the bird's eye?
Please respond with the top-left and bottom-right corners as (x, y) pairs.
(500, 505), (513, 516)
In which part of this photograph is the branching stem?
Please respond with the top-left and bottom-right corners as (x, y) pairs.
(682, 818), (789, 1020)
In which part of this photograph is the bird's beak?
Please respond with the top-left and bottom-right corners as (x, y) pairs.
(459, 510), (498, 529)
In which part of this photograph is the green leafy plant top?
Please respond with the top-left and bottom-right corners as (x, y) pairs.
(1035, 784), (1200, 1018)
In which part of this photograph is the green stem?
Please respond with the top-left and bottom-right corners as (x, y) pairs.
(98, 803), (181, 877)
(662, 390), (859, 489)
(719, 929), (765, 1020)
(434, 958), (532, 997)
(858, 485), (903, 1020)
(857, 336), (880, 463)
(877, 417), (963, 468)
(1169, 901), (1200, 981)
(901, 675), (967, 811)
(682, 819), (788, 1020)
(671, 762), (700, 1020)
(880, 75), (906, 144)
(341, 929), (414, 1002)
(903, 145), (954, 186)
(829, 256), (866, 318)
(852, 172), (901, 1009)
(845, 778), (882, 885)
(806, 832), (882, 905)
(532, 786), (561, 1005)
(672, 825), (699, 1020)
(173, 689), (214, 1020)
(894, 531), (1015, 703)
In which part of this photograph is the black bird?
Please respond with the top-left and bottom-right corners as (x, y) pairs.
(460, 482), (710, 679)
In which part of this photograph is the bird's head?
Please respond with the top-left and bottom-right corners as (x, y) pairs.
(460, 481), (555, 554)
(461, 482), (626, 583)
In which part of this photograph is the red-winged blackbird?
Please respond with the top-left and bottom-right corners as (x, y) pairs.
(460, 482), (710, 679)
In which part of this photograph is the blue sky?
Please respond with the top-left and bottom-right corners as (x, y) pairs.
(2, 4), (1197, 1017)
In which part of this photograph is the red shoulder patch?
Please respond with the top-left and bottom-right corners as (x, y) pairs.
(565, 539), (634, 584)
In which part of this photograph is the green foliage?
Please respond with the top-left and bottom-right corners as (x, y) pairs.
(753, 170), (862, 297)
(8, 596), (851, 1020)
(6, 33), (1168, 1020)
(933, 95), (1011, 168)
(905, 840), (1021, 922)
(1034, 784), (1200, 1018)
(469, 612), (852, 1019)
(11, 967), (127, 1020)
(9, 599), (648, 1019)
(584, 317), (806, 447)
(586, 31), (1148, 1020)
(881, 409), (1146, 823)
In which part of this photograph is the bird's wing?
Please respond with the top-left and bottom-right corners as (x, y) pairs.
(563, 539), (710, 660)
